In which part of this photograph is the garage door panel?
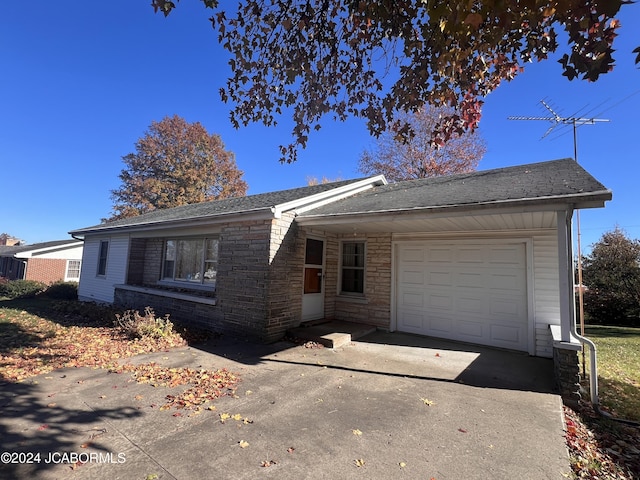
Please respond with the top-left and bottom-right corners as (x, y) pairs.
(457, 319), (484, 339)
(428, 314), (454, 334)
(457, 271), (484, 288)
(397, 242), (528, 352)
(399, 311), (424, 330)
(426, 292), (453, 310)
(490, 324), (523, 344)
(402, 269), (424, 285)
(401, 290), (424, 308)
(428, 270), (452, 286)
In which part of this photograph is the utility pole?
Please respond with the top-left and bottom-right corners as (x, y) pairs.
(509, 100), (609, 376)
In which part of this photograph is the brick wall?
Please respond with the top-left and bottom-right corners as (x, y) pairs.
(127, 238), (147, 285)
(24, 258), (67, 284)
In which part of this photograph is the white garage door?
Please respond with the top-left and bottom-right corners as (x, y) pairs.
(396, 241), (529, 351)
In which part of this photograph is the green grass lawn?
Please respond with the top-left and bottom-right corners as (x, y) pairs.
(583, 325), (640, 422)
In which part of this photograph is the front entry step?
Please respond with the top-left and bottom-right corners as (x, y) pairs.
(287, 321), (377, 348)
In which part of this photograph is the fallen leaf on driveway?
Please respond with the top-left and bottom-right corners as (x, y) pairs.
(458, 428), (467, 433)
(420, 397), (434, 406)
(354, 459), (365, 467)
(352, 429), (363, 436)
(238, 440), (249, 448)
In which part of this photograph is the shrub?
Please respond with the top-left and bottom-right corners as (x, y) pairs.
(43, 282), (78, 300)
(0, 279), (47, 299)
(114, 307), (175, 339)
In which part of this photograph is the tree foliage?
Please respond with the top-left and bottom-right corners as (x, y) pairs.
(581, 227), (640, 326)
(358, 105), (486, 181)
(152, 0), (635, 163)
(108, 115), (247, 220)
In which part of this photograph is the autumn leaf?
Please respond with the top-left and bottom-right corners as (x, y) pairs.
(420, 398), (434, 406)
(238, 440), (249, 448)
(352, 429), (363, 436)
(354, 459), (365, 467)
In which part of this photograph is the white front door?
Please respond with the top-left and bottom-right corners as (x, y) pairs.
(301, 237), (325, 321)
(396, 241), (529, 351)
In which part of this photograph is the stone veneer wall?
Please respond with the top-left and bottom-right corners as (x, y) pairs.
(553, 346), (582, 406)
(326, 232), (392, 328)
(264, 213), (304, 342)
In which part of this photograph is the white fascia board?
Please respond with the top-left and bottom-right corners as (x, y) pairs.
(271, 175), (387, 218)
(14, 241), (83, 259)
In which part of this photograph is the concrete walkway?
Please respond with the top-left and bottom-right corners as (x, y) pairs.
(0, 332), (571, 479)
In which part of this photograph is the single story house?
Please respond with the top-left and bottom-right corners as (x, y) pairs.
(0, 239), (84, 284)
(69, 158), (610, 363)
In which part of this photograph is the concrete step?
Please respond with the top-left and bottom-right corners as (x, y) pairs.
(287, 321), (377, 348)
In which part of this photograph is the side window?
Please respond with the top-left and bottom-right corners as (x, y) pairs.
(341, 241), (365, 294)
(66, 260), (82, 281)
(97, 240), (109, 276)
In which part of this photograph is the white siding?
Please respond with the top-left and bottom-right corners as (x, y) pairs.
(78, 235), (129, 303)
(531, 231), (560, 357)
(34, 245), (84, 260)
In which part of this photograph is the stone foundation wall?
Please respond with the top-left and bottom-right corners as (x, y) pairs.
(553, 346), (582, 406)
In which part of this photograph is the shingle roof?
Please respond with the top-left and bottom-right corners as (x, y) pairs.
(0, 239), (81, 257)
(298, 158), (611, 218)
(70, 178), (369, 235)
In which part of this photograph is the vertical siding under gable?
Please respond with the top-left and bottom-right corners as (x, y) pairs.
(531, 230), (560, 357)
(78, 235), (130, 304)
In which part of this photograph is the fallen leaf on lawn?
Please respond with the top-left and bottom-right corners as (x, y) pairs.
(238, 440), (249, 448)
(355, 459), (365, 467)
(352, 429), (363, 436)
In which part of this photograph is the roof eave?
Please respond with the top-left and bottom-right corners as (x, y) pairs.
(296, 190), (612, 227)
(69, 208), (275, 237)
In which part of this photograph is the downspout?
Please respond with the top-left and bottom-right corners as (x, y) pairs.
(566, 209), (640, 425)
(564, 208), (599, 407)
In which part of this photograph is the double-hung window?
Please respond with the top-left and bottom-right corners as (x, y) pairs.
(162, 237), (218, 287)
(66, 260), (82, 281)
(97, 240), (109, 276)
(340, 241), (365, 294)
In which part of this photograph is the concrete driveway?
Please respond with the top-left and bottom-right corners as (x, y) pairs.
(0, 331), (570, 479)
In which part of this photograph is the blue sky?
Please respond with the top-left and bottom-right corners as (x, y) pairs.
(1, 2), (638, 252)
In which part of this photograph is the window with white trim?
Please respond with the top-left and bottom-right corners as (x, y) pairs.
(162, 237), (218, 287)
(97, 240), (109, 276)
(340, 241), (365, 294)
(66, 260), (81, 281)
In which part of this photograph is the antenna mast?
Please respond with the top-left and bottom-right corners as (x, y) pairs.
(509, 100), (609, 375)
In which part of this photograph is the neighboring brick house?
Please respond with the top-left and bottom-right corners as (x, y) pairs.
(70, 159), (610, 362)
(0, 240), (84, 284)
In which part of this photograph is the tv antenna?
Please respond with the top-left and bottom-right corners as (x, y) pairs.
(509, 99), (610, 375)
(508, 99), (610, 163)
